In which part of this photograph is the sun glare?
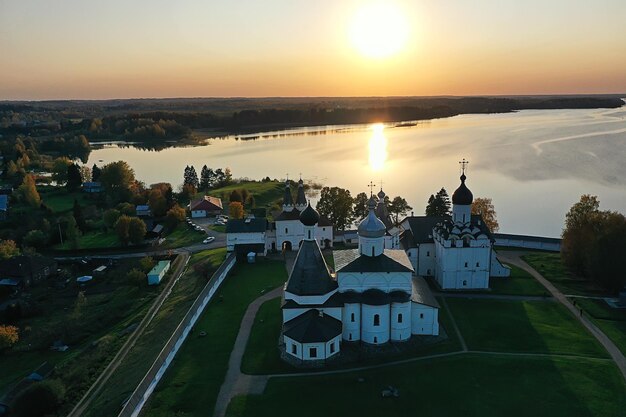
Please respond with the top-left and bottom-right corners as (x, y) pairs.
(368, 123), (388, 171)
(349, 2), (410, 59)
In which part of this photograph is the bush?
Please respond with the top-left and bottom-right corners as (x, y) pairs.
(11, 379), (66, 417)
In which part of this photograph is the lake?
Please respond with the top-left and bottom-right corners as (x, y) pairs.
(87, 104), (626, 238)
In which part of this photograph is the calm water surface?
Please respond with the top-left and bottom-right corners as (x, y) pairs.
(88, 105), (626, 238)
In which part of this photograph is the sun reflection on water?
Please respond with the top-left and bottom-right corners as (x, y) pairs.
(368, 123), (387, 171)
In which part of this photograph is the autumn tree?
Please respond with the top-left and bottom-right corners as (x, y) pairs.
(471, 197), (499, 232)
(353, 192), (369, 220)
(128, 217), (147, 244)
(103, 209), (121, 230)
(16, 174), (41, 206)
(165, 204), (186, 228)
(0, 324), (19, 350)
(139, 256), (156, 273)
(316, 186), (354, 231)
(0, 240), (20, 259)
(148, 188), (167, 217)
(425, 188), (450, 216)
(562, 195), (600, 275)
(388, 196), (412, 225)
(229, 201), (244, 219)
(100, 161), (136, 200)
(51, 157), (72, 184)
(229, 189), (243, 203)
(114, 215), (132, 244)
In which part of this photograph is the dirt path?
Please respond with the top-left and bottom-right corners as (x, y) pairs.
(213, 287), (282, 417)
(498, 251), (626, 381)
(67, 252), (191, 417)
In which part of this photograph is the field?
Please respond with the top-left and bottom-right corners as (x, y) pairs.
(522, 253), (608, 296)
(160, 223), (205, 249)
(82, 248), (227, 417)
(574, 298), (626, 356)
(198, 180), (285, 213)
(489, 263), (549, 296)
(140, 259), (288, 417)
(227, 354), (625, 417)
(0, 255), (182, 412)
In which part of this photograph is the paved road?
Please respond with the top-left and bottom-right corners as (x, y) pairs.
(498, 251), (626, 382)
(67, 252), (191, 417)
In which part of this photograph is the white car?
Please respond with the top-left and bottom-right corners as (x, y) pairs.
(203, 236), (215, 244)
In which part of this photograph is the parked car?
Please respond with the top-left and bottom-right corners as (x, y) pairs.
(203, 236), (215, 244)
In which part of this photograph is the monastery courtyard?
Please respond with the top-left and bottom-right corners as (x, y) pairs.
(141, 250), (626, 417)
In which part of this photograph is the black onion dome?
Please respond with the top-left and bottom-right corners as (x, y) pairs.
(452, 174), (473, 205)
(300, 202), (320, 226)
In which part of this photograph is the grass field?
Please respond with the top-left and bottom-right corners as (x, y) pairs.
(161, 223), (205, 248)
(82, 248), (227, 417)
(196, 180), (284, 212)
(446, 298), (607, 357)
(141, 259), (288, 417)
(39, 187), (93, 213)
(574, 298), (626, 356)
(522, 253), (608, 296)
(489, 263), (549, 296)
(0, 256), (183, 410)
(227, 354), (626, 417)
(55, 229), (121, 250)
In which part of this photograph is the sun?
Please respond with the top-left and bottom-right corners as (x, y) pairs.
(349, 2), (410, 59)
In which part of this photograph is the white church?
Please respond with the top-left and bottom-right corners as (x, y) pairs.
(280, 165), (510, 363)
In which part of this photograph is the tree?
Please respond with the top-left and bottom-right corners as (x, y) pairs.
(0, 324), (19, 350)
(139, 256), (156, 273)
(126, 268), (145, 287)
(11, 379), (66, 417)
(214, 168), (225, 187)
(562, 195), (600, 275)
(114, 215), (132, 244)
(229, 201), (244, 219)
(0, 240), (20, 259)
(148, 188), (167, 217)
(229, 189), (243, 203)
(183, 165), (199, 189)
(180, 183), (196, 201)
(24, 230), (47, 248)
(224, 167), (233, 185)
(165, 204), (186, 228)
(316, 186), (354, 231)
(388, 196), (412, 225)
(353, 192), (369, 220)
(66, 163), (83, 190)
(73, 199), (87, 232)
(65, 215), (81, 249)
(246, 195), (256, 208)
(585, 212), (626, 292)
(51, 157), (72, 184)
(471, 197), (499, 232)
(425, 188), (451, 216)
(200, 165), (214, 190)
(103, 208), (121, 230)
(16, 174), (40, 206)
(91, 163), (102, 181)
(128, 217), (147, 244)
(100, 161), (135, 199)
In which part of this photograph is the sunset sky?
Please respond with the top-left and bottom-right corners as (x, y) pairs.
(1, 0), (625, 100)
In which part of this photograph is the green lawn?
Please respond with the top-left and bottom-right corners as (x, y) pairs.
(207, 181), (284, 210)
(161, 223), (205, 248)
(82, 248), (227, 417)
(522, 253), (608, 296)
(575, 298), (626, 356)
(209, 224), (227, 233)
(39, 187), (93, 213)
(489, 263), (550, 296)
(227, 354), (626, 417)
(447, 298), (607, 358)
(54, 229), (121, 250)
(141, 259), (288, 417)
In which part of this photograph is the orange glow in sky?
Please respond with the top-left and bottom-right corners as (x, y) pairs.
(0, 0), (625, 100)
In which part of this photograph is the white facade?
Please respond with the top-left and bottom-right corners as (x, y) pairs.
(226, 231), (266, 252)
(285, 335), (341, 361)
(274, 220), (333, 251)
(191, 209), (208, 218)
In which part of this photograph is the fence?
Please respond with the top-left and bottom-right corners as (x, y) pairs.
(494, 233), (561, 252)
(118, 252), (237, 417)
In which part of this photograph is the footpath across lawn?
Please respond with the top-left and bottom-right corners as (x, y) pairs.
(446, 298), (608, 358)
(227, 354), (626, 417)
(575, 297), (626, 357)
(142, 259), (288, 417)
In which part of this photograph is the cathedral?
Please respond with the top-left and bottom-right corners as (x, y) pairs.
(279, 165), (510, 363)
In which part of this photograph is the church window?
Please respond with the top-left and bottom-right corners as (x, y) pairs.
(463, 280), (468, 286)
(309, 347), (317, 358)
(351, 312), (355, 322)
(427, 269), (431, 275)
(374, 314), (380, 326)
(426, 251), (430, 257)
(464, 262), (468, 267)
(291, 344), (297, 355)
(374, 337), (378, 344)
(308, 230), (311, 239)
(397, 313), (403, 323)
(330, 342), (335, 353)
(285, 228), (288, 233)
(420, 313), (424, 319)
(349, 333), (352, 341)
(476, 262), (480, 267)
(372, 247), (375, 256)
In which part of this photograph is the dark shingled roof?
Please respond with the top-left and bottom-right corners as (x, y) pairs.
(285, 240), (337, 296)
(283, 183), (294, 206)
(283, 309), (342, 343)
(296, 180), (307, 206)
(282, 292), (344, 309)
(275, 209), (302, 221)
(362, 288), (390, 305)
(452, 174), (473, 205)
(226, 218), (267, 233)
(411, 276), (440, 308)
(334, 249), (413, 273)
(402, 216), (445, 246)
